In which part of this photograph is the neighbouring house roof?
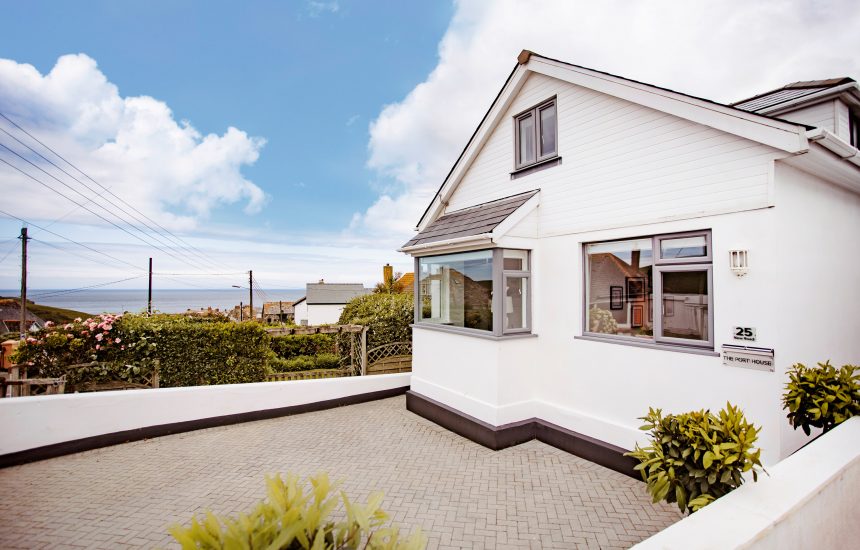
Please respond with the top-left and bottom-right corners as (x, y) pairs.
(263, 301), (294, 315)
(305, 284), (370, 305)
(0, 299), (45, 331)
(397, 273), (414, 291)
(402, 190), (539, 249)
(731, 78), (857, 113)
(293, 296), (306, 306)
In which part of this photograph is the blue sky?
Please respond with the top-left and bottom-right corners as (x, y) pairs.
(1, 0), (451, 234)
(1, 0), (858, 292)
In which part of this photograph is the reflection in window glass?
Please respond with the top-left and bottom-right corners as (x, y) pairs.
(504, 276), (528, 330)
(503, 249), (529, 271)
(540, 104), (557, 156)
(660, 271), (708, 341)
(585, 239), (653, 338)
(518, 115), (535, 165)
(418, 250), (494, 331)
(660, 235), (707, 259)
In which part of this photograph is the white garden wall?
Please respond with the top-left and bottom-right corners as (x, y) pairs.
(634, 416), (860, 550)
(0, 373), (410, 456)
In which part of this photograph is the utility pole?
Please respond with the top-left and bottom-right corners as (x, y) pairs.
(147, 257), (153, 315)
(18, 227), (28, 340)
(249, 270), (253, 322)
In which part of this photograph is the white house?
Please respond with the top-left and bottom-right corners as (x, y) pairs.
(292, 282), (371, 326)
(400, 50), (860, 473)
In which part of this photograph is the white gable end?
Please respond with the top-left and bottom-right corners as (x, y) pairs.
(444, 72), (790, 237)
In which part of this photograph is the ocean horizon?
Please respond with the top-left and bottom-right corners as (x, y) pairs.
(0, 288), (305, 315)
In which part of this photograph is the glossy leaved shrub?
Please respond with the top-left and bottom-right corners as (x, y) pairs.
(626, 403), (764, 514)
(783, 361), (859, 435)
(169, 473), (426, 550)
(337, 293), (413, 350)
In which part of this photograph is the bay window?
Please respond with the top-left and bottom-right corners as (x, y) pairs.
(417, 248), (532, 336)
(584, 230), (713, 349)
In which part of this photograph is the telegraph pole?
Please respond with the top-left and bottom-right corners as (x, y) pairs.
(147, 257), (153, 315)
(19, 227), (28, 340)
(249, 270), (253, 322)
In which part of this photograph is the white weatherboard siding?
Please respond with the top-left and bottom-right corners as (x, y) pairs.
(834, 99), (851, 141)
(780, 100), (837, 133)
(773, 163), (860, 457)
(307, 304), (346, 326)
(446, 72), (787, 235)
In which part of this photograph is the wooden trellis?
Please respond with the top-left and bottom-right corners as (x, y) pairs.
(266, 324), (368, 375)
(366, 341), (413, 375)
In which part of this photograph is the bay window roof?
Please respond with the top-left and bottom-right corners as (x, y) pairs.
(401, 190), (538, 250)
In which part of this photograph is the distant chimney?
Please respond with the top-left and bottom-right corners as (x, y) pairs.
(631, 250), (641, 270)
(383, 263), (393, 282)
(318, 279), (325, 284)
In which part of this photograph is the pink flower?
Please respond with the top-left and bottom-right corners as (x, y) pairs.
(95, 333), (104, 342)
(81, 330), (89, 336)
(45, 321), (55, 328)
(26, 337), (36, 344)
(103, 324), (112, 331)
(121, 345), (125, 350)
(95, 344), (101, 350)
(115, 338), (121, 344)
(88, 322), (97, 330)
(74, 317), (82, 322)
(66, 334), (73, 339)
(64, 324), (73, 330)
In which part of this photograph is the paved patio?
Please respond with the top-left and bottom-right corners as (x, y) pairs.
(0, 395), (681, 549)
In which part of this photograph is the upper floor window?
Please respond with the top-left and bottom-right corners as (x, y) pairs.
(515, 98), (557, 169)
(850, 110), (859, 148)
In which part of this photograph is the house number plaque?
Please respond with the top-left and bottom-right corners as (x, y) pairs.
(733, 326), (756, 341)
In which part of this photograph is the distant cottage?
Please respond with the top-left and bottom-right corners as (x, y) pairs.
(292, 281), (370, 326)
(262, 301), (294, 324)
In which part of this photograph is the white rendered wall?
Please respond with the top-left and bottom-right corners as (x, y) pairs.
(307, 304), (346, 326)
(0, 373), (410, 455)
(294, 301), (308, 324)
(773, 163), (860, 457)
(634, 417), (860, 550)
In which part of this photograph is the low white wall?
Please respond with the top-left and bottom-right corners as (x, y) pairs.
(634, 416), (860, 549)
(0, 373), (411, 455)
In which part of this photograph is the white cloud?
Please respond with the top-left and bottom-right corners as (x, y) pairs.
(307, 1), (340, 17)
(352, 0), (860, 245)
(0, 53), (266, 231)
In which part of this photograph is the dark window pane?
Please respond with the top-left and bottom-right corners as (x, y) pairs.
(539, 103), (557, 156)
(661, 270), (708, 341)
(503, 249), (528, 271)
(418, 250), (493, 331)
(518, 114), (535, 165)
(585, 239), (653, 337)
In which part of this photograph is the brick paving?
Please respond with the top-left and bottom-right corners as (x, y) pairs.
(0, 396), (681, 549)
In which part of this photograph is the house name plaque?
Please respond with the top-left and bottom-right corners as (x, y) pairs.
(722, 345), (774, 372)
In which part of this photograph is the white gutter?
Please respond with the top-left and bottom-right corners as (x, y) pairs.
(806, 128), (860, 167)
(398, 233), (493, 254)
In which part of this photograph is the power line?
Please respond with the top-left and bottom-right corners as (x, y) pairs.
(0, 207), (144, 271)
(29, 238), (146, 274)
(0, 155), (206, 271)
(0, 111), (232, 272)
(30, 275), (146, 299)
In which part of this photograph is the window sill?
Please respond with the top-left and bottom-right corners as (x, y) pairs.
(575, 334), (719, 357)
(411, 323), (537, 341)
(510, 156), (561, 180)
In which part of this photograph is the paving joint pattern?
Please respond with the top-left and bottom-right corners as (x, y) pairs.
(0, 395), (681, 548)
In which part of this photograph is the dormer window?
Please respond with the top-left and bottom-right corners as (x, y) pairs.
(514, 98), (557, 169)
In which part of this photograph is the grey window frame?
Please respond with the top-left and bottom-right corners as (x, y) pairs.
(414, 248), (532, 338)
(514, 97), (558, 170)
(581, 229), (714, 352)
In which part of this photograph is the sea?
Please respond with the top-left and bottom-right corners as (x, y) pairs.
(1, 288), (305, 315)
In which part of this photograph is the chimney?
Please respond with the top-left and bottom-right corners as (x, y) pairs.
(383, 263), (393, 282)
(318, 278), (325, 284)
(631, 250), (641, 270)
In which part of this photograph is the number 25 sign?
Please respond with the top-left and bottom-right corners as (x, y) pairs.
(733, 326), (756, 341)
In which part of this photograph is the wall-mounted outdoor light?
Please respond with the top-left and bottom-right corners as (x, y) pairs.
(729, 249), (749, 277)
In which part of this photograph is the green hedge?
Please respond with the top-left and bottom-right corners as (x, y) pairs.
(270, 353), (341, 372)
(338, 293), (413, 350)
(269, 334), (336, 360)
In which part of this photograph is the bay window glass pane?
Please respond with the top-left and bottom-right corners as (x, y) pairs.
(661, 270), (708, 341)
(585, 238), (653, 337)
(503, 249), (529, 271)
(539, 103), (557, 156)
(504, 276), (528, 331)
(518, 114), (535, 165)
(660, 235), (707, 259)
(418, 250), (493, 331)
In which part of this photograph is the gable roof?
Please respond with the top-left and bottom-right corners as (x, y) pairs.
(305, 283), (370, 305)
(731, 78), (857, 113)
(415, 50), (812, 231)
(403, 190), (538, 249)
(397, 272), (414, 289)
